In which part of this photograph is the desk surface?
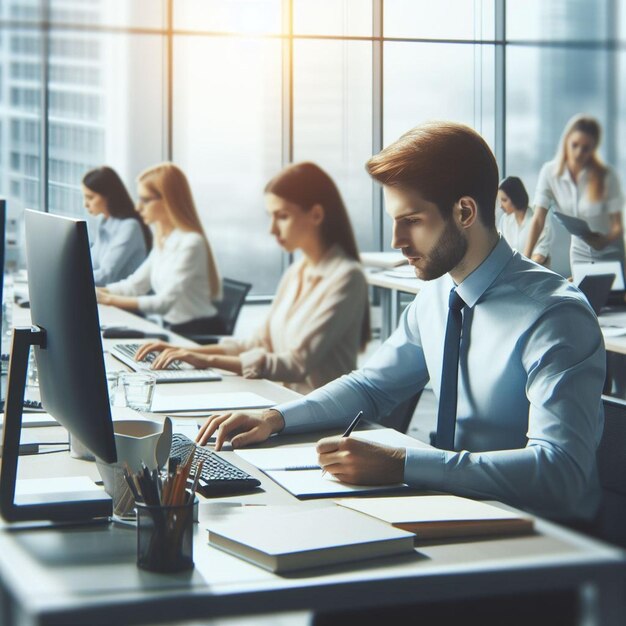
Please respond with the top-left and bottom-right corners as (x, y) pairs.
(2, 428), (625, 626)
(2, 306), (625, 625)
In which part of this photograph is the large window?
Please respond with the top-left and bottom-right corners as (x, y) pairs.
(0, 0), (623, 289)
(173, 36), (283, 295)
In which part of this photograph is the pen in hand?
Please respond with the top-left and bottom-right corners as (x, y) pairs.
(321, 410), (364, 478)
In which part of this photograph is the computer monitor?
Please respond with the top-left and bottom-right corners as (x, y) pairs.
(26, 210), (116, 462)
(0, 200), (6, 345)
(0, 210), (115, 522)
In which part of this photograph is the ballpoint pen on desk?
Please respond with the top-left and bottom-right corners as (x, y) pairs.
(321, 410), (364, 478)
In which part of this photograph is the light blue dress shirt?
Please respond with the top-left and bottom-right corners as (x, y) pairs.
(277, 237), (606, 521)
(90, 215), (148, 286)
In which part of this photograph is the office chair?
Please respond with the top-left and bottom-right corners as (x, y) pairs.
(593, 395), (626, 548)
(170, 278), (252, 344)
(378, 391), (422, 434)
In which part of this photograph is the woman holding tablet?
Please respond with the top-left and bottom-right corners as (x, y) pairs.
(136, 162), (370, 394)
(96, 163), (222, 331)
(82, 166), (151, 286)
(524, 115), (625, 267)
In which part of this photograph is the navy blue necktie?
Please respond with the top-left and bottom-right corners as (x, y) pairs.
(436, 288), (466, 450)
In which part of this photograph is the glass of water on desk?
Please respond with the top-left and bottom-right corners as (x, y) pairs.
(121, 372), (156, 412)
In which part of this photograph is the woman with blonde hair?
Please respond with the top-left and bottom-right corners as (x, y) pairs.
(136, 162), (370, 394)
(97, 163), (222, 331)
(524, 115), (625, 267)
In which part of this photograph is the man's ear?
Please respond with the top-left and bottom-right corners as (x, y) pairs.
(310, 203), (325, 226)
(455, 196), (478, 229)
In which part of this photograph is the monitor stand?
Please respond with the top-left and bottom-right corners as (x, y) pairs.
(0, 327), (112, 523)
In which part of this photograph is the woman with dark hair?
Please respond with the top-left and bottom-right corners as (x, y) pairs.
(82, 166), (151, 286)
(498, 176), (552, 265)
(136, 162), (370, 394)
(524, 114), (625, 267)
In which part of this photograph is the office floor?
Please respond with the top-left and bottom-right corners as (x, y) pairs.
(161, 302), (436, 626)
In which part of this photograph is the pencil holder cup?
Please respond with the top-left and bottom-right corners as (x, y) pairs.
(136, 495), (196, 573)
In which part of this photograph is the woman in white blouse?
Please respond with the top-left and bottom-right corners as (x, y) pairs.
(82, 166), (151, 286)
(498, 176), (552, 265)
(136, 162), (370, 394)
(96, 163), (222, 331)
(524, 115), (625, 267)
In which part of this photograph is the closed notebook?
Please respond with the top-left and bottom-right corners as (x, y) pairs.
(335, 495), (534, 540)
(207, 505), (415, 573)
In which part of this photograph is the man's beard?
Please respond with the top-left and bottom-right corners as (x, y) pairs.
(410, 218), (468, 281)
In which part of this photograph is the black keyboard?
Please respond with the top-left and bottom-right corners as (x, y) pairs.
(169, 433), (260, 496)
(110, 343), (221, 382)
(0, 398), (44, 411)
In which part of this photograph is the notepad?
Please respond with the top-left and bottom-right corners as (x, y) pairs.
(235, 429), (428, 472)
(335, 495), (534, 540)
(150, 392), (273, 413)
(208, 504), (415, 573)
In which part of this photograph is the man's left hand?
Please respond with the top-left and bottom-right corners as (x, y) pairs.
(316, 436), (405, 485)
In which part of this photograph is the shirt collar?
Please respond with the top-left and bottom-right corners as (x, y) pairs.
(454, 235), (513, 308)
(303, 244), (347, 279)
(161, 228), (183, 249)
(559, 165), (588, 185)
(99, 215), (118, 232)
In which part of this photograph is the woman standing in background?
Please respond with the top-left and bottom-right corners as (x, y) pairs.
(136, 162), (371, 394)
(97, 162), (222, 332)
(82, 166), (151, 286)
(524, 115), (625, 268)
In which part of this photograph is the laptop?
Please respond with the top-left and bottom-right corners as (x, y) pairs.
(572, 261), (626, 292)
(110, 343), (222, 383)
(576, 274), (616, 315)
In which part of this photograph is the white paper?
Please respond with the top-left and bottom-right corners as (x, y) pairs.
(0, 412), (58, 428)
(235, 428), (427, 472)
(265, 469), (406, 498)
(602, 327), (626, 338)
(151, 391), (273, 413)
(360, 252), (407, 268)
(235, 447), (320, 471)
(15, 476), (100, 496)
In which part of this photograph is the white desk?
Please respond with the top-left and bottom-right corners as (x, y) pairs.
(1, 306), (625, 625)
(599, 309), (626, 355)
(365, 269), (423, 340)
(0, 428), (624, 625)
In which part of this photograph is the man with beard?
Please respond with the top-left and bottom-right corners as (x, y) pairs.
(197, 122), (605, 524)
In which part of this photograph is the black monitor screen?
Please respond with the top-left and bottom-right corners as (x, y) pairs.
(24, 210), (116, 463)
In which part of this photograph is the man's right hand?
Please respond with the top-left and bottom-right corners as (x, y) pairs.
(196, 409), (285, 451)
(134, 341), (175, 362)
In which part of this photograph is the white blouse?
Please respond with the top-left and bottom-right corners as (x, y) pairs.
(499, 208), (552, 260)
(220, 245), (369, 394)
(106, 229), (218, 325)
(534, 160), (623, 236)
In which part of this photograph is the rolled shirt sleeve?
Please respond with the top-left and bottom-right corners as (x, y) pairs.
(533, 162), (556, 210)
